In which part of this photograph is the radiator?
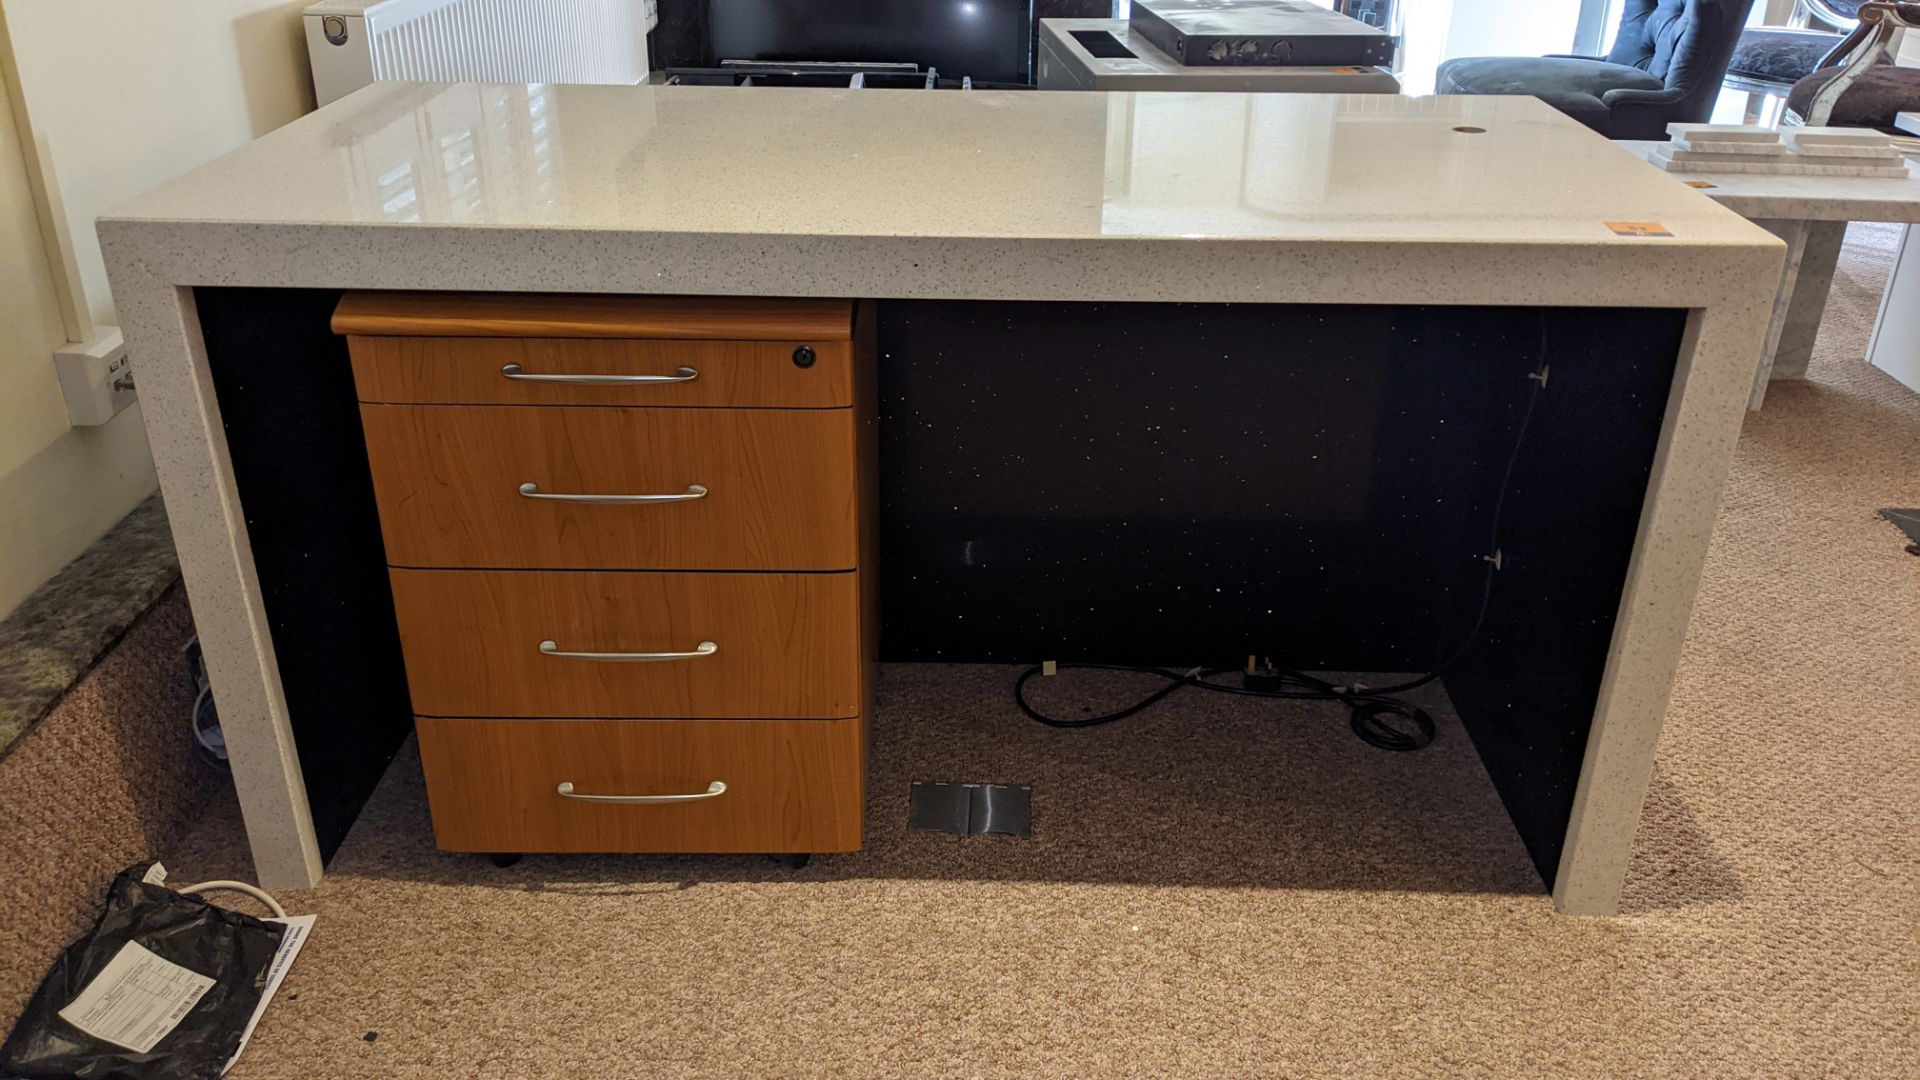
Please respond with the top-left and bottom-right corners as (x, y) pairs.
(303, 0), (653, 106)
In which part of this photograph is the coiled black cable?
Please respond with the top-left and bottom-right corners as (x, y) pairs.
(1013, 662), (1438, 751)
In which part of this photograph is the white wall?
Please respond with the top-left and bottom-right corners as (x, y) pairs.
(1396, 0), (1592, 94)
(1442, 0), (1584, 64)
(7, 0), (316, 330)
(0, 61), (159, 617)
(0, 1), (315, 618)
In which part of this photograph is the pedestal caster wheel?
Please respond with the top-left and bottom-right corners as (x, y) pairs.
(769, 853), (812, 870)
(488, 852), (523, 868)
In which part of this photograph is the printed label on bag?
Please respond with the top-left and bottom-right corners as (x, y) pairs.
(58, 941), (215, 1053)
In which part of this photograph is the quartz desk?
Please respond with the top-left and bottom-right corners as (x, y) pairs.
(99, 84), (1782, 915)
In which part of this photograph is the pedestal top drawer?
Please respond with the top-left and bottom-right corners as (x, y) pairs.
(348, 337), (854, 408)
(336, 292), (855, 408)
(414, 716), (865, 853)
(389, 568), (862, 719)
(361, 404), (858, 571)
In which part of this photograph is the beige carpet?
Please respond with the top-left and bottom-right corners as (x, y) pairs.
(0, 585), (216, 1022)
(157, 226), (1919, 1079)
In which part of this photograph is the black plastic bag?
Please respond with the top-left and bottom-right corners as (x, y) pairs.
(1, 863), (285, 1080)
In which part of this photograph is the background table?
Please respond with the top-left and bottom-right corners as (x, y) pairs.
(1618, 140), (1920, 408)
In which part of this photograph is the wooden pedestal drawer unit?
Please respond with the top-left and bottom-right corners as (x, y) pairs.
(334, 291), (876, 861)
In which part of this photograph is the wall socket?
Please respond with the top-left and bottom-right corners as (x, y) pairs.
(55, 329), (137, 426)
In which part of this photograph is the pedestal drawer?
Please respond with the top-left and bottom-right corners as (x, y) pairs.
(390, 568), (862, 719)
(415, 716), (865, 853)
(348, 336), (854, 409)
(361, 404), (858, 570)
(336, 292), (855, 409)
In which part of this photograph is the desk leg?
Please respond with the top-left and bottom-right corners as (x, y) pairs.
(102, 266), (326, 890)
(1747, 218), (1812, 411)
(1768, 219), (1845, 383)
(1554, 295), (1774, 914)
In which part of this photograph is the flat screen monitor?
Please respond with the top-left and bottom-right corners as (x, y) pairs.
(708, 0), (1036, 86)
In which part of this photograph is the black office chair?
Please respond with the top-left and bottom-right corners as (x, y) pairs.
(1435, 0), (1758, 140)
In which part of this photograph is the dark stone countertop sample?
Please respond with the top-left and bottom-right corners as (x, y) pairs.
(0, 493), (181, 758)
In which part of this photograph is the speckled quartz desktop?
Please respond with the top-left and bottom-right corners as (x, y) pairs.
(97, 83), (1784, 912)
(99, 84), (1783, 306)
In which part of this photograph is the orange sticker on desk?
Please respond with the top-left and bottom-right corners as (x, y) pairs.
(1683, 180), (1718, 189)
(1332, 66), (1371, 73)
(1605, 220), (1674, 237)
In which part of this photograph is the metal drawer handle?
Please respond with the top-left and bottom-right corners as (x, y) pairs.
(538, 639), (718, 662)
(500, 363), (698, 385)
(518, 482), (708, 504)
(556, 780), (727, 804)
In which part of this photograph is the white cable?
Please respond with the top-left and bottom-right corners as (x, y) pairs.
(176, 880), (287, 920)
